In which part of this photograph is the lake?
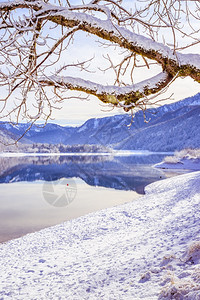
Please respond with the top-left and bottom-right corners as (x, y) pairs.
(0, 151), (187, 243)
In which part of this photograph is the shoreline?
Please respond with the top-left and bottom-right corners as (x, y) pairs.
(0, 179), (140, 244)
(0, 150), (174, 157)
(155, 157), (200, 171)
(0, 171), (200, 299)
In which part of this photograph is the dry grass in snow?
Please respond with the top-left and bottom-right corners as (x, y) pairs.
(164, 149), (200, 164)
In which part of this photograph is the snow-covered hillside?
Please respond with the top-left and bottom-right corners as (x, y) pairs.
(119, 106), (200, 151)
(0, 93), (200, 151)
(0, 171), (200, 299)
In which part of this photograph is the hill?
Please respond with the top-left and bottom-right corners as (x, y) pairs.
(0, 93), (200, 151)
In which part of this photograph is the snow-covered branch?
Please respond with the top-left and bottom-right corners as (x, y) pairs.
(1, 0), (199, 80)
(39, 72), (172, 108)
(0, 0), (199, 122)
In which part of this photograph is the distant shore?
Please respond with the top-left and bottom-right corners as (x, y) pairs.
(155, 157), (200, 171)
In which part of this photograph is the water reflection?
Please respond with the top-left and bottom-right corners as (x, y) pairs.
(0, 153), (169, 194)
(0, 153), (187, 243)
(0, 178), (138, 243)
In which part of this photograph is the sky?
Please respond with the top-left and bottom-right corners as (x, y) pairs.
(0, 0), (199, 126)
(44, 0), (200, 126)
(54, 77), (200, 126)
(48, 0), (200, 126)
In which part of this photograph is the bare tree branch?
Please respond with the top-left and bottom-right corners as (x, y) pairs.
(39, 71), (173, 108)
(0, 0), (199, 124)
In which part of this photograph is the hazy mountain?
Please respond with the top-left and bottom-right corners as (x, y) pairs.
(0, 123), (75, 144)
(0, 126), (31, 152)
(0, 93), (199, 151)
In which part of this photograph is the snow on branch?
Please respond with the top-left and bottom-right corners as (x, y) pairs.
(1, 0), (200, 79)
(39, 71), (172, 108)
(0, 0), (200, 123)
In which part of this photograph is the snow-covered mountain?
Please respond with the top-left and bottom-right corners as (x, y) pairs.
(0, 123), (75, 144)
(117, 105), (200, 151)
(0, 93), (200, 151)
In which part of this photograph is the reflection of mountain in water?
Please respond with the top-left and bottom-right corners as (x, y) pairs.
(0, 154), (168, 194)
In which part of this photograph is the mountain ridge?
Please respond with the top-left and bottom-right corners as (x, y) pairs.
(0, 92), (199, 151)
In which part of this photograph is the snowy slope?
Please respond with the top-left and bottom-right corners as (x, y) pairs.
(0, 93), (200, 150)
(0, 171), (200, 299)
(119, 106), (200, 151)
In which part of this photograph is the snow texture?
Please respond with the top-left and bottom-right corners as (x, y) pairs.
(0, 171), (200, 299)
(47, 71), (169, 96)
(1, 0), (200, 71)
(155, 158), (200, 171)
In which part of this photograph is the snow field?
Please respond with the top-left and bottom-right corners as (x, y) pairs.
(0, 171), (200, 299)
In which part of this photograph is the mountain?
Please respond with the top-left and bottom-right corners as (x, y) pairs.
(0, 93), (200, 151)
(0, 123), (75, 144)
(117, 106), (200, 151)
(0, 125), (31, 152)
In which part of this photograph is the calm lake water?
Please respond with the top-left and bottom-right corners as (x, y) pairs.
(0, 152), (187, 243)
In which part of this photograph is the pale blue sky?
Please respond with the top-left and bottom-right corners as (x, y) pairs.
(0, 0), (199, 126)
